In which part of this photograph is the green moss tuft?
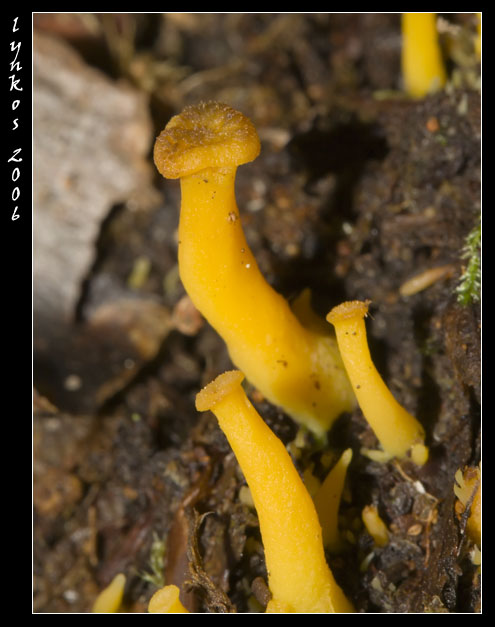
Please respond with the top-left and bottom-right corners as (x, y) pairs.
(456, 219), (481, 306)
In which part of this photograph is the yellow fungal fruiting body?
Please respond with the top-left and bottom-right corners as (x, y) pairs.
(154, 102), (355, 438)
(92, 573), (126, 613)
(362, 505), (390, 548)
(454, 465), (481, 547)
(402, 13), (447, 98)
(468, 483), (481, 548)
(196, 371), (354, 614)
(327, 301), (428, 465)
(475, 13), (481, 60)
(148, 585), (190, 613)
(313, 448), (353, 552)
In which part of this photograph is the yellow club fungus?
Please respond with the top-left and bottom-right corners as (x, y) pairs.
(326, 301), (428, 466)
(148, 584), (190, 613)
(154, 102), (355, 438)
(92, 573), (126, 613)
(401, 13), (447, 98)
(195, 370), (355, 613)
(475, 13), (481, 60)
(361, 505), (390, 548)
(312, 448), (353, 552)
(454, 465), (481, 547)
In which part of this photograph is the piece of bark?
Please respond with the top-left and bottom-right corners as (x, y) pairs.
(33, 33), (168, 413)
(34, 31), (153, 325)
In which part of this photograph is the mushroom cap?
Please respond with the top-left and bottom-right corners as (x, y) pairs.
(154, 102), (261, 179)
(326, 300), (371, 324)
(195, 370), (245, 412)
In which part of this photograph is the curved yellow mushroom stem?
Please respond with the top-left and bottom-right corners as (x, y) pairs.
(327, 301), (428, 466)
(401, 13), (447, 98)
(313, 448), (353, 552)
(92, 573), (126, 613)
(148, 585), (190, 613)
(154, 102), (355, 438)
(196, 371), (355, 613)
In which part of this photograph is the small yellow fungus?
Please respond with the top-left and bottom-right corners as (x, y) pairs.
(401, 13), (447, 98)
(92, 573), (126, 613)
(327, 301), (428, 465)
(312, 448), (353, 552)
(195, 370), (355, 613)
(154, 102), (355, 438)
(362, 505), (390, 548)
(302, 465), (322, 498)
(454, 465), (481, 547)
(475, 13), (481, 60)
(148, 584), (190, 613)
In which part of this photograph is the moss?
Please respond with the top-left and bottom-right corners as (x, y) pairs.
(139, 532), (166, 588)
(456, 219), (481, 306)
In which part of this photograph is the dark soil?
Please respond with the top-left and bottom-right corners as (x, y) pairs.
(33, 13), (481, 613)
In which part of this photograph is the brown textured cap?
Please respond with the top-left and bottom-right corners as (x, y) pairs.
(154, 102), (261, 179)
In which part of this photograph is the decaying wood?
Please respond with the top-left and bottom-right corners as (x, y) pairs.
(33, 32), (168, 412)
(34, 31), (153, 324)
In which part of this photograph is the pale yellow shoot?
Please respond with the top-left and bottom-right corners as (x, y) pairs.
(154, 102), (354, 438)
(148, 585), (189, 613)
(196, 371), (355, 613)
(92, 573), (126, 613)
(362, 505), (390, 548)
(402, 13), (447, 98)
(327, 301), (428, 465)
(313, 448), (353, 552)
